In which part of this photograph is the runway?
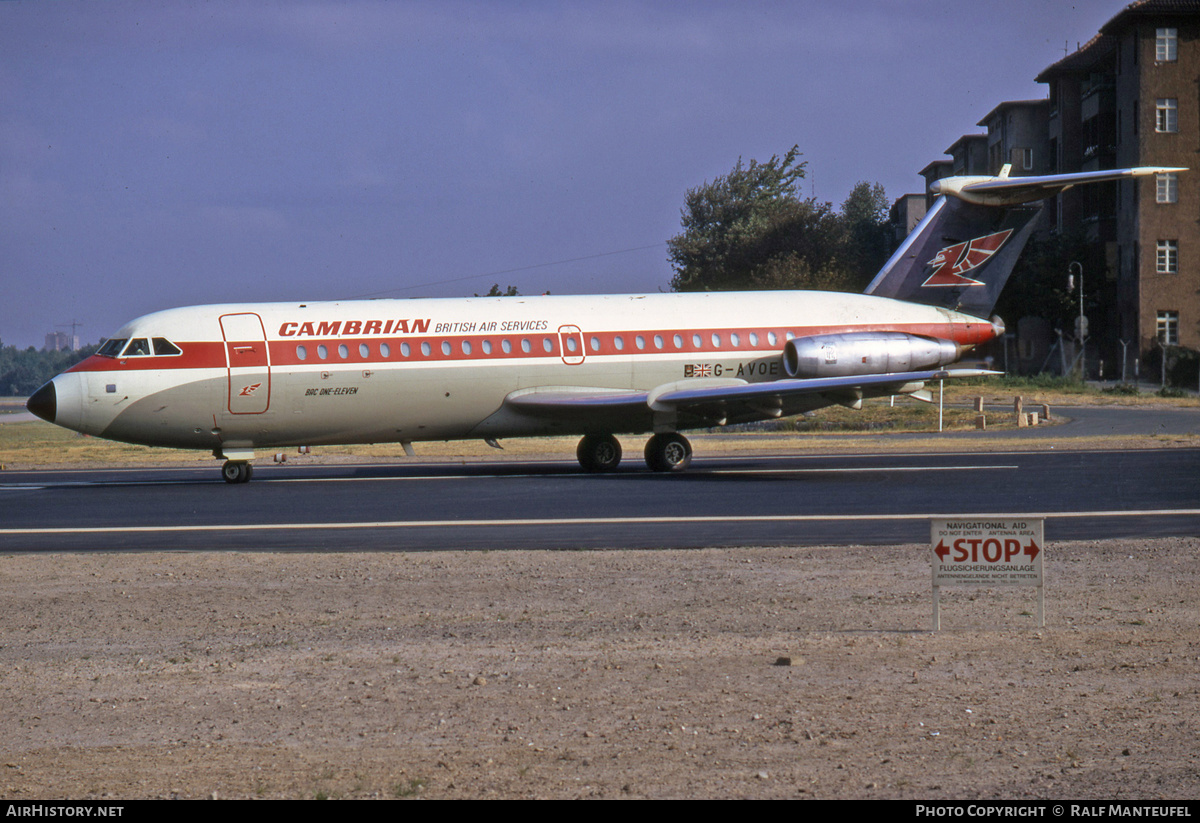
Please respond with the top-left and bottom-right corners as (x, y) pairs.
(1, 448), (1197, 551)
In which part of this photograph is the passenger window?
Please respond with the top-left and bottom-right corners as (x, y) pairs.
(401, 342), (411, 357)
(317, 345), (328, 360)
(635, 335), (645, 350)
(483, 340), (493, 354)
(521, 339), (531, 353)
(421, 342), (431, 356)
(152, 338), (181, 356)
(338, 344), (349, 359)
(653, 335), (663, 349)
(749, 332), (759, 347)
(297, 345), (308, 361)
(380, 343), (390, 358)
(502, 339), (512, 354)
(730, 333), (740, 347)
(614, 336), (624, 350)
(462, 340), (472, 355)
(673, 334), (683, 349)
(359, 343), (369, 358)
(542, 337), (553, 353)
(441, 341), (452, 355)
(692, 334), (702, 348)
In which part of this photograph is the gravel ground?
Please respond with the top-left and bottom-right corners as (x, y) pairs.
(1, 537), (1197, 800)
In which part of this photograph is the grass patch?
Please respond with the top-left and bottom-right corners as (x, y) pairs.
(0, 421), (210, 468)
(942, 378), (1196, 408)
(1158, 386), (1190, 399)
(953, 373), (1091, 393)
(757, 396), (988, 434)
(393, 777), (426, 798)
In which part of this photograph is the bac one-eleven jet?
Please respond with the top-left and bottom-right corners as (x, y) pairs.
(27, 165), (1182, 482)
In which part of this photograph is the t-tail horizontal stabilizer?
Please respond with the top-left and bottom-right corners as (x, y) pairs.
(864, 166), (1186, 319)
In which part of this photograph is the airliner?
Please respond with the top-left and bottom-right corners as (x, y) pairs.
(26, 165), (1180, 482)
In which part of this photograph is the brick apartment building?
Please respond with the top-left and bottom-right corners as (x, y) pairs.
(917, 0), (1200, 376)
(1040, 0), (1200, 369)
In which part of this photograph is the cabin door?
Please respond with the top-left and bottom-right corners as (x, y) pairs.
(220, 312), (272, 414)
(558, 325), (586, 365)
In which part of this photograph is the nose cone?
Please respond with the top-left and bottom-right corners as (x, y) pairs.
(27, 381), (56, 423)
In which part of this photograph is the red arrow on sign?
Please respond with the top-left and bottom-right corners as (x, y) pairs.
(934, 540), (950, 561)
(1024, 540), (1040, 561)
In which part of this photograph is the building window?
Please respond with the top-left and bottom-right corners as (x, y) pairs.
(1008, 147), (1033, 170)
(1157, 311), (1179, 345)
(1157, 172), (1178, 203)
(1157, 28), (1178, 62)
(1157, 240), (1179, 273)
(1156, 98), (1178, 133)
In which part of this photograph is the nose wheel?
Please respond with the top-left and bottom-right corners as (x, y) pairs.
(576, 434), (622, 472)
(221, 460), (254, 484)
(644, 432), (692, 472)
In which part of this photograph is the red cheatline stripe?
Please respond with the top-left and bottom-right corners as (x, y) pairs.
(67, 321), (994, 373)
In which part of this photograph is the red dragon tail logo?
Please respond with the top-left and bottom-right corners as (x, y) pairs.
(922, 229), (1013, 287)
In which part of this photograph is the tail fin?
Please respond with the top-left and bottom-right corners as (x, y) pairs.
(864, 166), (1185, 318)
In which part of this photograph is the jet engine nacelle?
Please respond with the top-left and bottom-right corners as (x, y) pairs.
(783, 332), (961, 379)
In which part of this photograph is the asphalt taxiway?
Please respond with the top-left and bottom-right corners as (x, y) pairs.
(1, 447), (1197, 552)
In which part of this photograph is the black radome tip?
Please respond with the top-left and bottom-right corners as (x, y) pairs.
(26, 381), (56, 424)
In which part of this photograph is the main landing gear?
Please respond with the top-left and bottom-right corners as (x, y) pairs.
(575, 432), (693, 473)
(644, 432), (692, 472)
(221, 460), (253, 484)
(576, 434), (623, 472)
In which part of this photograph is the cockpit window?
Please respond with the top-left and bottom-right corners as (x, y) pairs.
(122, 338), (152, 357)
(152, 338), (182, 356)
(97, 336), (182, 358)
(97, 338), (128, 358)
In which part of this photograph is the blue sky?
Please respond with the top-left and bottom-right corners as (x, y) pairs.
(1, 0), (1122, 349)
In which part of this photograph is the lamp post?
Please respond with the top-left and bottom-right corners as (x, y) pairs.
(1069, 261), (1084, 378)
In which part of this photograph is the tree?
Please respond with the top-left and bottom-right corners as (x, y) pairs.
(0, 341), (99, 397)
(994, 230), (1093, 335)
(840, 181), (892, 290)
(668, 146), (808, 292)
(475, 284), (520, 297)
(667, 147), (892, 293)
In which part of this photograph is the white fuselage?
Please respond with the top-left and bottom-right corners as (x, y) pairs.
(48, 291), (995, 453)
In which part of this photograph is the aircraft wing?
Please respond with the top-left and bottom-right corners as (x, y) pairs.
(503, 368), (996, 428)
